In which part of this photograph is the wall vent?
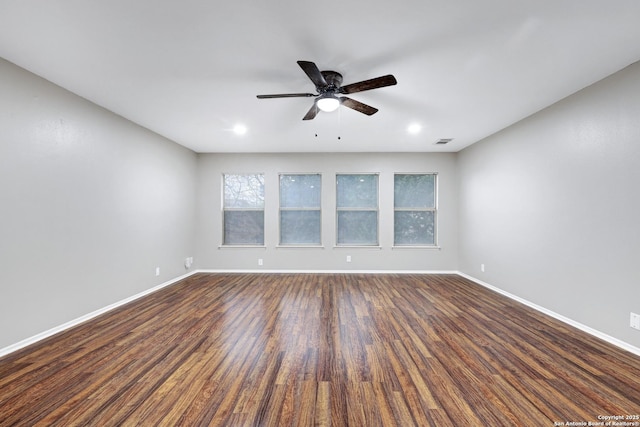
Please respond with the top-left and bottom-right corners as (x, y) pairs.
(435, 138), (453, 145)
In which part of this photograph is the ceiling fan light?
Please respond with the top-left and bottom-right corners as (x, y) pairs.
(317, 95), (340, 112)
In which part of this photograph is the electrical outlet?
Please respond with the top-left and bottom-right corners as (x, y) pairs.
(346, 255), (351, 263)
(631, 312), (640, 330)
(480, 264), (485, 272)
(155, 267), (160, 276)
(258, 258), (263, 266)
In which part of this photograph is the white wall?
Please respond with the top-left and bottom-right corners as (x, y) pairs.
(458, 61), (640, 347)
(196, 153), (458, 271)
(0, 58), (198, 349)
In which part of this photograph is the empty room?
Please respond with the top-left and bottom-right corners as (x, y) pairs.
(1, 1), (639, 426)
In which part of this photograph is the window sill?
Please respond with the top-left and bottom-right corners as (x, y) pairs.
(218, 245), (267, 249)
(392, 245), (441, 250)
(276, 245), (325, 249)
(333, 245), (382, 249)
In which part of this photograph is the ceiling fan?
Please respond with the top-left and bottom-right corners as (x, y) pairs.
(257, 61), (397, 120)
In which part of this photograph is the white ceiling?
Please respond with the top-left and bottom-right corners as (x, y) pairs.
(1, 1), (639, 153)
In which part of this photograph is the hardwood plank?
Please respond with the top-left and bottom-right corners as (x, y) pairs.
(315, 381), (330, 427)
(1, 273), (639, 426)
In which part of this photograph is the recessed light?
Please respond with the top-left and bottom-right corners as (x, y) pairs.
(407, 123), (422, 134)
(233, 124), (247, 135)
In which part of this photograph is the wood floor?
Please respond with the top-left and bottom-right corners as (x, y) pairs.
(0, 274), (639, 426)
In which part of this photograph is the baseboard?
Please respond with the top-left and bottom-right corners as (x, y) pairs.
(0, 271), (199, 358)
(457, 272), (640, 358)
(196, 269), (459, 275)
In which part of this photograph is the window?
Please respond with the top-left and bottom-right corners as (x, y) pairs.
(394, 174), (436, 246)
(223, 173), (264, 245)
(336, 174), (378, 245)
(279, 174), (321, 245)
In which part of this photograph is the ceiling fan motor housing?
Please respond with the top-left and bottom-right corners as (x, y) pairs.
(320, 71), (343, 93)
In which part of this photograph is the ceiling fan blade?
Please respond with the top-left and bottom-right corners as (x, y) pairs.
(302, 103), (319, 120)
(339, 74), (397, 94)
(257, 93), (316, 99)
(340, 97), (379, 116)
(297, 61), (328, 88)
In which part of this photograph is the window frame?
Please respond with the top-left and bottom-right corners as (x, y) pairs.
(278, 173), (323, 247)
(393, 172), (438, 247)
(335, 173), (380, 247)
(221, 173), (265, 247)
